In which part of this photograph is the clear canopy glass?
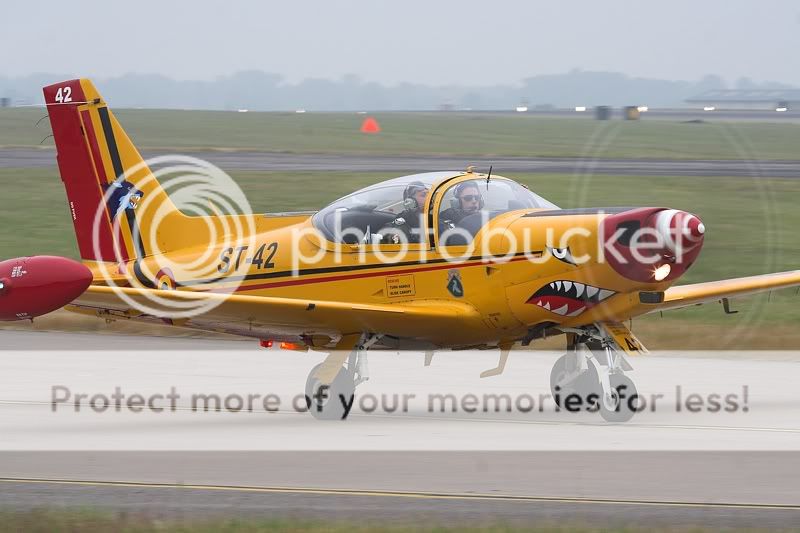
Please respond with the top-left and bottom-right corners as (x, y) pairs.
(312, 172), (558, 244)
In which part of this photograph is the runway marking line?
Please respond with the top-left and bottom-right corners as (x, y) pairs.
(0, 478), (798, 511)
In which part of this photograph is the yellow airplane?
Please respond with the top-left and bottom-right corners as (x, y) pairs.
(42, 79), (800, 421)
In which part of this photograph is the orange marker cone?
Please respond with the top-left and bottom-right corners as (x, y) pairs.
(360, 117), (381, 134)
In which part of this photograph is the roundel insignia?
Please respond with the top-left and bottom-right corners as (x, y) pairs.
(155, 268), (176, 290)
(447, 269), (464, 298)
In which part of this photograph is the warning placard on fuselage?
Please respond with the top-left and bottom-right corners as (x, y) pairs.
(386, 274), (415, 298)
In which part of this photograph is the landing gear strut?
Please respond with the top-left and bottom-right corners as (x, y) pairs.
(305, 333), (379, 420)
(552, 328), (641, 422)
(549, 343), (600, 411)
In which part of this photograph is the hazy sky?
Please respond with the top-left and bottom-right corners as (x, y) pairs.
(2, 0), (799, 86)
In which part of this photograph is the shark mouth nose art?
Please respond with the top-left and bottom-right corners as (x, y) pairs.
(526, 281), (616, 317)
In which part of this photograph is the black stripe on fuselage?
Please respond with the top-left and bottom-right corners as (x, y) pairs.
(177, 251), (541, 287)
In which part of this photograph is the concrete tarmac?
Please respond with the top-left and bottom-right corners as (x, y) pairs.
(3, 147), (800, 177)
(0, 330), (799, 526)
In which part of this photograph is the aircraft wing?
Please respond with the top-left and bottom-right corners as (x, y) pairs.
(649, 270), (800, 313)
(71, 285), (484, 343)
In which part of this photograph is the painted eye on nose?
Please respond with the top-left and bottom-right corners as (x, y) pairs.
(549, 247), (576, 266)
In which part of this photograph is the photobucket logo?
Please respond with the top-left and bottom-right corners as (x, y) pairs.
(286, 208), (707, 274)
(92, 155), (256, 318)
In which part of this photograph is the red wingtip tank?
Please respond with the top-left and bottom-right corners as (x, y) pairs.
(0, 256), (93, 321)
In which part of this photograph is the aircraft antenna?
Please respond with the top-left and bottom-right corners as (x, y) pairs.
(486, 165), (493, 188)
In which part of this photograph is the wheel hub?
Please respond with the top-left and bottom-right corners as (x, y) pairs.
(602, 390), (619, 411)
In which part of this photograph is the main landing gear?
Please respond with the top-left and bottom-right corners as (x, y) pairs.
(550, 326), (641, 422)
(305, 333), (379, 420)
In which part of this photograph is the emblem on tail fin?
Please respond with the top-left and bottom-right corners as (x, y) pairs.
(103, 180), (143, 220)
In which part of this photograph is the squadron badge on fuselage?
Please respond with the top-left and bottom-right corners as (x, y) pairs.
(447, 269), (464, 298)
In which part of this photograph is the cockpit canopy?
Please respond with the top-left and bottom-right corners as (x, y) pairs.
(312, 171), (558, 244)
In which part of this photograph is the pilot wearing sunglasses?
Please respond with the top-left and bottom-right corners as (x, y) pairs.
(440, 181), (484, 227)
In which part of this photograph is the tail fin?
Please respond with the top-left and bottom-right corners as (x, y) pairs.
(43, 79), (202, 264)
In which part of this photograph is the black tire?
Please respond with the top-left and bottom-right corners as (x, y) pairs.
(550, 353), (600, 412)
(305, 363), (356, 420)
(599, 374), (640, 423)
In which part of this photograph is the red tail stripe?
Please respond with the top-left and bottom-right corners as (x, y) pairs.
(80, 109), (128, 262)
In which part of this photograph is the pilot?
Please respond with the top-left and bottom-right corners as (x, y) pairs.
(439, 181), (483, 227)
(380, 181), (429, 244)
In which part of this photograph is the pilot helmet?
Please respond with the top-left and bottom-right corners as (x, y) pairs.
(403, 181), (429, 209)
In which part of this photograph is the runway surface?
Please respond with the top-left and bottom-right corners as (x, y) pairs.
(0, 330), (799, 526)
(0, 471), (798, 527)
(3, 147), (800, 177)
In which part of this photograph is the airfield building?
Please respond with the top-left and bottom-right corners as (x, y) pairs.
(686, 89), (800, 111)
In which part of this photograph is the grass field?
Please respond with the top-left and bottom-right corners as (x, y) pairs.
(2, 107), (800, 159)
(1, 167), (799, 348)
(0, 509), (772, 533)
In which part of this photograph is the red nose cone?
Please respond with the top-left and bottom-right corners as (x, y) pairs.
(0, 256), (92, 320)
(603, 208), (705, 283)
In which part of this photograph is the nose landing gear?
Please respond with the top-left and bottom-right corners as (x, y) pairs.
(552, 325), (643, 422)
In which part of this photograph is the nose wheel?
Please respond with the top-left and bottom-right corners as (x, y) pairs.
(599, 373), (640, 423)
(552, 330), (641, 423)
